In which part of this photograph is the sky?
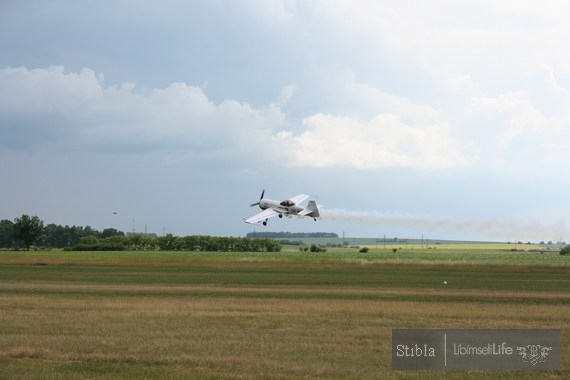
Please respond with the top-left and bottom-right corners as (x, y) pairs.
(2, 0), (570, 242)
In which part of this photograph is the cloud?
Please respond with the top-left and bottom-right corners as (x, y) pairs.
(524, 62), (570, 117)
(466, 83), (570, 172)
(0, 65), (478, 172)
(276, 110), (476, 170)
(3, 3), (570, 176)
(7, 62), (570, 176)
(0, 66), (286, 160)
(309, 1), (570, 91)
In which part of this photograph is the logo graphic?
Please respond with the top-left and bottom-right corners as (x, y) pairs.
(516, 344), (552, 366)
(393, 329), (560, 370)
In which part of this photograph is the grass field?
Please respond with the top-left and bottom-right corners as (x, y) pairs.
(0, 246), (568, 379)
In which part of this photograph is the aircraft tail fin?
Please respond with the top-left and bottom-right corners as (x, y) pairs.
(306, 200), (320, 219)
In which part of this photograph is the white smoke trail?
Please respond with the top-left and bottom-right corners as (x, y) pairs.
(321, 209), (568, 242)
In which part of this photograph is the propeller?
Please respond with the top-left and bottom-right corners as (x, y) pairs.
(250, 189), (265, 207)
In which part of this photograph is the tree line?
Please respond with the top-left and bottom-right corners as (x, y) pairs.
(73, 234), (281, 252)
(1, 215), (281, 252)
(1, 216), (124, 250)
(246, 231), (339, 239)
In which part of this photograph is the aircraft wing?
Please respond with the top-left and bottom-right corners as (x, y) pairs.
(288, 194), (309, 205)
(244, 208), (280, 224)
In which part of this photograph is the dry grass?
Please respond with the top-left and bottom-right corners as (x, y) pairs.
(0, 252), (568, 379)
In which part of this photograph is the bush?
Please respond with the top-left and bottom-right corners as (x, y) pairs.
(359, 247), (369, 253)
(65, 235), (126, 251)
(560, 245), (570, 256)
(310, 244), (326, 253)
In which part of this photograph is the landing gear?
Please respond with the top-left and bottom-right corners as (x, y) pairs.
(263, 219), (268, 226)
(278, 214), (283, 218)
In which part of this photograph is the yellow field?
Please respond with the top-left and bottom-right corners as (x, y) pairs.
(359, 242), (546, 251)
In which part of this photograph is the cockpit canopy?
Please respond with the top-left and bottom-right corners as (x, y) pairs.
(280, 199), (295, 207)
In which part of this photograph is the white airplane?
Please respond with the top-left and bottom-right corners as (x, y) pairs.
(244, 189), (320, 226)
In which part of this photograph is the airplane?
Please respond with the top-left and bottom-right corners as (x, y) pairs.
(244, 189), (320, 226)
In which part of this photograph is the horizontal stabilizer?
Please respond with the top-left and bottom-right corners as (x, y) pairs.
(299, 200), (320, 218)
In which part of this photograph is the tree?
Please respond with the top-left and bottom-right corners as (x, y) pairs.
(100, 228), (124, 238)
(0, 219), (15, 248)
(13, 215), (44, 250)
(560, 245), (570, 256)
